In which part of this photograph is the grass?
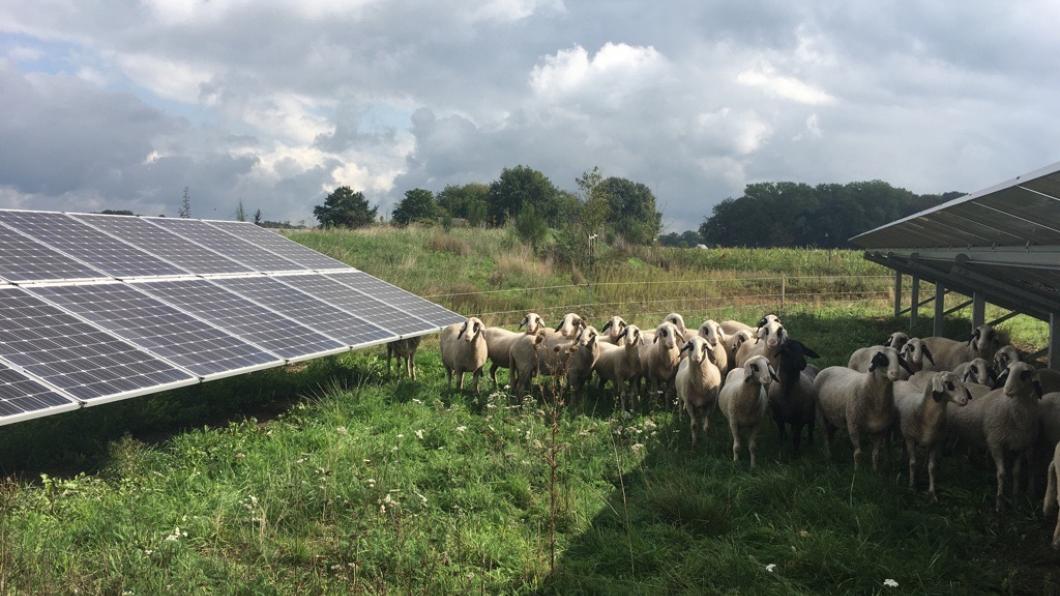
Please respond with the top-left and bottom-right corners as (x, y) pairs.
(1, 227), (1058, 593)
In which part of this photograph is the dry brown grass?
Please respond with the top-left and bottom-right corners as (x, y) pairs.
(427, 231), (471, 256)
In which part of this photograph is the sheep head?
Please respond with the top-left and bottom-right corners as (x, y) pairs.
(731, 330), (752, 352)
(654, 322), (680, 350)
(744, 355), (777, 386)
(757, 318), (786, 349)
(600, 316), (627, 339)
(555, 313), (585, 338)
(969, 325), (1002, 359)
(885, 331), (910, 351)
(697, 319), (722, 347)
(457, 317), (484, 342)
(664, 313), (688, 338)
(680, 336), (714, 365)
(776, 339), (818, 380)
(963, 358), (995, 387)
(997, 362), (1043, 400)
(900, 338), (934, 370)
(930, 371), (972, 406)
(520, 312), (545, 334)
(993, 345), (1020, 372)
(869, 347), (907, 381)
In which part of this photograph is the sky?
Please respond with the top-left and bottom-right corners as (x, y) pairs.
(1, 1), (1058, 231)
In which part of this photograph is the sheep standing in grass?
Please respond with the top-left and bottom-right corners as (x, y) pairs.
(599, 316), (628, 344)
(719, 355), (776, 468)
(639, 322), (683, 404)
(696, 319), (731, 377)
(386, 337), (422, 380)
(721, 314), (780, 337)
(734, 317), (786, 368)
(508, 333), (546, 394)
(564, 326), (602, 395)
(814, 347), (910, 470)
(768, 339), (820, 456)
(440, 317), (488, 392)
(664, 313), (692, 342)
(675, 336), (723, 448)
(976, 362), (1043, 511)
(593, 325), (644, 411)
(1043, 441), (1060, 549)
(893, 371), (972, 501)
(483, 313), (545, 389)
(921, 324), (1003, 371)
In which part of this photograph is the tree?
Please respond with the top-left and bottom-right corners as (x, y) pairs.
(598, 177), (662, 244)
(313, 186), (378, 228)
(391, 188), (439, 225)
(515, 203), (548, 247)
(659, 230), (703, 248)
(178, 187), (191, 218)
(235, 200), (247, 222)
(437, 183), (489, 226)
(253, 209), (262, 226)
(576, 166), (610, 236)
(486, 165), (562, 226)
(99, 209), (135, 216)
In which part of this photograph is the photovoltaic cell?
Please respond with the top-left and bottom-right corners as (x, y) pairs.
(327, 271), (465, 328)
(0, 211), (184, 278)
(0, 360), (79, 425)
(212, 276), (395, 346)
(279, 274), (435, 336)
(0, 287), (195, 403)
(137, 279), (346, 361)
(29, 283), (282, 379)
(207, 220), (350, 270)
(145, 218), (304, 272)
(72, 214), (251, 275)
(0, 224), (104, 283)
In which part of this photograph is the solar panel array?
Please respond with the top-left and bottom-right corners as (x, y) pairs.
(0, 209), (464, 427)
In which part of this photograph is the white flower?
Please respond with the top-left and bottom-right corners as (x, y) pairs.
(336, 426), (349, 436)
(631, 443), (645, 452)
(455, 426), (467, 433)
(765, 563), (776, 573)
(412, 398), (423, 404)
(164, 526), (187, 542)
(396, 434), (404, 439)
(414, 429), (425, 440)
(883, 579), (899, 588)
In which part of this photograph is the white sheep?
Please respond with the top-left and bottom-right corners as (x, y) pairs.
(663, 312), (692, 342)
(728, 330), (753, 366)
(993, 345), (1021, 372)
(1043, 441), (1060, 549)
(814, 347), (910, 470)
(564, 326), (602, 395)
(893, 371), (972, 501)
(952, 358), (996, 387)
(696, 319), (730, 376)
(440, 317), (488, 392)
(482, 312), (545, 388)
(638, 321), (683, 404)
(385, 336), (422, 380)
(675, 336), (723, 448)
(508, 332), (546, 394)
(921, 324), (1003, 371)
(599, 316), (628, 344)
(885, 331), (910, 351)
(593, 324), (644, 411)
(975, 362), (1044, 511)
(733, 317), (786, 368)
(720, 314), (780, 337)
(553, 312), (586, 339)
(718, 355), (776, 468)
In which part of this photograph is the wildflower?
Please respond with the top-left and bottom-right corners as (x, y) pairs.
(234, 452), (246, 460)
(765, 564), (776, 573)
(414, 429), (425, 440)
(164, 526), (187, 542)
(412, 398), (423, 404)
(396, 434), (404, 439)
(631, 443), (645, 452)
(455, 426), (467, 433)
(643, 419), (657, 430)
(883, 579), (899, 588)
(336, 426), (349, 436)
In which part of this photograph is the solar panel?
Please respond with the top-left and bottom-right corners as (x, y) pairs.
(0, 224), (105, 283)
(145, 218), (304, 272)
(0, 210), (185, 279)
(327, 271), (465, 328)
(72, 214), (252, 275)
(0, 286), (196, 403)
(278, 273), (436, 336)
(136, 279), (347, 361)
(212, 276), (395, 347)
(206, 220), (350, 270)
(0, 360), (80, 426)
(29, 283), (282, 379)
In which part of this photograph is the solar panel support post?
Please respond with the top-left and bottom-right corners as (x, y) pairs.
(909, 274), (919, 332)
(1050, 313), (1060, 370)
(893, 271), (902, 318)
(972, 292), (986, 330)
(933, 283), (946, 336)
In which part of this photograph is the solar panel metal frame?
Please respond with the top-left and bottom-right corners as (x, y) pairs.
(69, 212), (253, 276)
(205, 219), (352, 270)
(0, 209), (187, 279)
(142, 217), (308, 273)
(0, 285), (198, 406)
(129, 278), (351, 364)
(0, 356), (81, 427)
(210, 275), (399, 349)
(324, 270), (466, 330)
(26, 281), (285, 382)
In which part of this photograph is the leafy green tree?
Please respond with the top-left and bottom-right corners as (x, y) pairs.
(514, 203), (548, 247)
(99, 209), (135, 216)
(486, 165), (562, 226)
(437, 183), (489, 226)
(598, 177), (662, 244)
(659, 230), (703, 247)
(576, 166), (610, 236)
(392, 188), (439, 225)
(313, 186), (378, 229)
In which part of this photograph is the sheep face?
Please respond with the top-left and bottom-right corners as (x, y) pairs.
(457, 317), (484, 342)
(900, 338), (934, 369)
(600, 316), (627, 339)
(556, 313), (585, 337)
(868, 347), (906, 381)
(619, 324), (642, 348)
(681, 336), (712, 365)
(999, 362), (1044, 399)
(654, 322), (680, 350)
(930, 371), (972, 406)
(885, 331), (910, 351)
(970, 325), (1001, 358)
(744, 355), (778, 386)
(964, 358), (995, 386)
(576, 326), (599, 347)
(732, 330), (752, 351)
(993, 345), (1020, 372)
(520, 312), (545, 334)
(664, 313), (687, 335)
(698, 319), (722, 347)
(757, 319), (786, 349)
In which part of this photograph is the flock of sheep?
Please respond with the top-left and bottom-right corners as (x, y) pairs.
(418, 312), (1060, 548)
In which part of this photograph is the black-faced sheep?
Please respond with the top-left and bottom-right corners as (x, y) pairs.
(768, 339), (820, 456)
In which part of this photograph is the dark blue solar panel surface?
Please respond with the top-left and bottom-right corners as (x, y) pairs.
(30, 283), (281, 378)
(207, 220), (350, 270)
(328, 271), (465, 328)
(279, 274), (435, 336)
(0, 360), (79, 424)
(0, 221), (104, 283)
(145, 217), (304, 272)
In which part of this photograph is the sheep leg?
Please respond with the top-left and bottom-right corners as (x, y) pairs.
(989, 444), (1007, 512)
(471, 369), (481, 394)
(1046, 462), (1058, 517)
(490, 363), (500, 388)
(445, 367), (453, 388)
(905, 438), (917, 490)
(730, 421), (741, 464)
(870, 433), (885, 473)
(748, 425), (760, 469)
(410, 356), (417, 381)
(927, 447), (939, 503)
(688, 408), (698, 448)
(456, 371), (465, 391)
(1025, 451), (1036, 496)
(849, 429), (863, 470)
(1013, 453), (1024, 498)
(817, 408), (833, 459)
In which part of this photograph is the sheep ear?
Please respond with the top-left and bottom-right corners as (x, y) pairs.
(897, 357), (915, 375)
(457, 321), (468, 339)
(653, 334), (659, 344)
(705, 347), (716, 363)
(680, 342), (693, 354)
(554, 322), (563, 332)
(768, 365), (780, 383)
(518, 317), (527, 329)
(921, 346), (935, 365)
(601, 320), (612, 332)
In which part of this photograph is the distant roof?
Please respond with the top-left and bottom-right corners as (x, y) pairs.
(851, 159), (1060, 249)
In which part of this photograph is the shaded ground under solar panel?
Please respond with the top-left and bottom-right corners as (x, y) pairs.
(145, 217), (306, 272)
(136, 279), (348, 362)
(0, 286), (197, 404)
(28, 283), (282, 380)
(0, 210), (184, 279)
(72, 213), (251, 275)
(327, 271), (465, 328)
(207, 220), (351, 270)
(212, 276), (396, 347)
(0, 360), (80, 426)
(277, 273), (436, 337)
(0, 224), (105, 283)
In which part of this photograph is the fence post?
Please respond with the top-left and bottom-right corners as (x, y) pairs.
(893, 271), (902, 318)
(909, 274), (919, 332)
(780, 276), (786, 310)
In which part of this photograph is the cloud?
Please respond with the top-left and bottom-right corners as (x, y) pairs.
(736, 64), (835, 105)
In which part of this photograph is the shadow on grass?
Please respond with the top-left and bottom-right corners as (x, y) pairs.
(539, 310), (1060, 595)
